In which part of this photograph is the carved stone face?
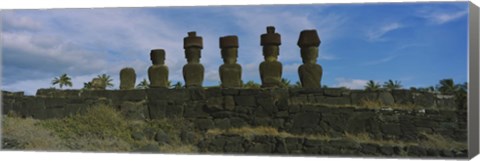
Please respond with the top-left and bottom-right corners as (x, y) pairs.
(151, 55), (165, 65)
(221, 48), (238, 64)
(301, 47), (318, 64)
(262, 46), (279, 62)
(185, 47), (201, 63)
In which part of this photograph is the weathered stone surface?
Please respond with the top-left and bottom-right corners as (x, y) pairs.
(214, 118), (231, 129)
(324, 88), (346, 97)
(297, 30), (322, 89)
(149, 49), (169, 88)
(315, 96), (351, 105)
(36, 89), (80, 98)
(346, 112), (375, 133)
(117, 90), (147, 102)
(378, 92), (395, 105)
(147, 88), (187, 101)
(119, 67), (136, 90)
(292, 112), (321, 129)
(381, 123), (402, 138)
(260, 27), (283, 88)
(224, 135), (244, 153)
(234, 95), (256, 106)
(223, 96), (235, 111)
(148, 100), (167, 119)
(413, 92), (435, 108)
(361, 143), (379, 154)
(230, 117), (248, 127)
(351, 91), (378, 105)
(219, 35), (242, 88)
(91, 78), (106, 90)
(184, 102), (210, 118)
(165, 105), (184, 118)
(205, 97), (223, 112)
(392, 89), (413, 104)
(183, 32), (204, 88)
(195, 118), (214, 130)
(407, 146), (426, 156)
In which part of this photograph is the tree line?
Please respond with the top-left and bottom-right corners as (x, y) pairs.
(50, 73), (467, 95)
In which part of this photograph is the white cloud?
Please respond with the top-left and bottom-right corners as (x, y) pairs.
(334, 77), (369, 89)
(2, 14), (42, 31)
(432, 10), (467, 24)
(418, 8), (468, 25)
(366, 22), (403, 41)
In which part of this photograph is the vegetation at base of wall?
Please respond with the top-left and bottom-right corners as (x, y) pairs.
(2, 105), (197, 153)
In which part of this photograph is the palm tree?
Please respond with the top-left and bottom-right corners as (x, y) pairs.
(173, 81), (183, 89)
(383, 79), (402, 91)
(437, 79), (456, 94)
(291, 81), (302, 88)
(136, 78), (149, 89)
(51, 73), (73, 89)
(243, 80), (261, 89)
(82, 81), (93, 90)
(96, 74), (114, 88)
(281, 78), (291, 88)
(365, 80), (381, 91)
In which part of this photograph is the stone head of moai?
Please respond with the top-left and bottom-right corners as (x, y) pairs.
(220, 35), (239, 64)
(261, 26), (281, 62)
(150, 49), (166, 65)
(148, 49), (169, 88)
(119, 67), (136, 90)
(298, 30), (321, 64)
(184, 31), (203, 63)
(297, 29), (323, 88)
(91, 78), (106, 90)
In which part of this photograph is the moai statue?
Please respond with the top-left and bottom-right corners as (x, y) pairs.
(119, 67), (136, 90)
(219, 35), (242, 88)
(182, 31), (204, 88)
(297, 30), (323, 88)
(91, 78), (106, 90)
(148, 49), (169, 88)
(260, 26), (282, 88)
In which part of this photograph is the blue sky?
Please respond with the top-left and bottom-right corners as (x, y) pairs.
(1, 2), (469, 95)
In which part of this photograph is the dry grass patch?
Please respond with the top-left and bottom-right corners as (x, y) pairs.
(159, 144), (198, 153)
(419, 132), (467, 151)
(359, 99), (417, 110)
(2, 115), (66, 150)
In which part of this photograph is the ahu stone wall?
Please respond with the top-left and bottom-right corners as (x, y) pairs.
(2, 88), (466, 143)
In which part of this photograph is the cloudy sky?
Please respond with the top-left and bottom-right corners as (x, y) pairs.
(1, 2), (469, 95)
